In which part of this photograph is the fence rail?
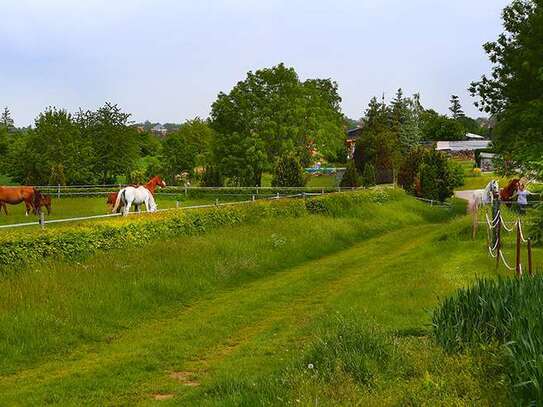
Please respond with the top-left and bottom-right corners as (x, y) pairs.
(0, 191), (312, 230)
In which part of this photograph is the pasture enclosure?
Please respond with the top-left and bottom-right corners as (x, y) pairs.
(0, 188), (409, 267)
(0, 186), (507, 406)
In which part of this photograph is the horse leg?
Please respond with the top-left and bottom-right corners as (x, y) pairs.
(123, 198), (132, 216)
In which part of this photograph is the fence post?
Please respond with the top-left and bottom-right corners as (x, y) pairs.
(215, 198), (219, 206)
(321, 188), (324, 195)
(472, 205), (478, 240)
(496, 215), (501, 270)
(256, 186), (259, 195)
(176, 200), (179, 209)
(276, 192), (280, 199)
(39, 212), (45, 230)
(57, 184), (61, 199)
(528, 239), (533, 276)
(252, 195), (255, 202)
(516, 220), (522, 276)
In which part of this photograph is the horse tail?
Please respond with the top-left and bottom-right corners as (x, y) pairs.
(33, 188), (42, 214)
(112, 189), (123, 213)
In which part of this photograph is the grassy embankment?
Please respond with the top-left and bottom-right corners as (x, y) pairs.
(0, 189), (527, 405)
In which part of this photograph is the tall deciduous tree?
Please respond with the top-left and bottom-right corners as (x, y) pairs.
(470, 0), (543, 173)
(210, 63), (344, 186)
(77, 102), (139, 183)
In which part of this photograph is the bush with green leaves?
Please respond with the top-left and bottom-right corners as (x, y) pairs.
(201, 165), (224, 187)
(271, 154), (305, 187)
(361, 163), (376, 187)
(340, 161), (361, 188)
(398, 147), (426, 194)
(433, 276), (543, 405)
(0, 189), (397, 267)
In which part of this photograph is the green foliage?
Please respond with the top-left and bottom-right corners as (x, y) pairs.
(201, 165), (224, 187)
(470, 0), (543, 175)
(339, 160), (361, 188)
(271, 154), (305, 187)
(420, 109), (465, 141)
(449, 95), (465, 119)
(528, 204), (543, 244)
(0, 107), (14, 129)
(361, 163), (376, 187)
(433, 276), (543, 404)
(398, 146), (426, 194)
(447, 160), (465, 189)
(0, 190), (397, 266)
(210, 63), (344, 185)
(161, 117), (213, 181)
(418, 150), (456, 202)
(77, 102), (140, 184)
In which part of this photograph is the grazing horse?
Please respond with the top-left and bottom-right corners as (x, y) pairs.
(500, 179), (520, 207)
(107, 176), (166, 212)
(25, 194), (52, 215)
(0, 187), (42, 216)
(112, 186), (157, 216)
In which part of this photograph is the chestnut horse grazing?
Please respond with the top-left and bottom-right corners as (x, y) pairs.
(0, 187), (43, 215)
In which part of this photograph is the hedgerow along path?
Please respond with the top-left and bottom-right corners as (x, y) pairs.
(0, 191), (518, 405)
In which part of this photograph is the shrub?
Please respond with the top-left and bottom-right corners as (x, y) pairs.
(398, 147), (425, 194)
(418, 150), (456, 202)
(271, 154), (305, 187)
(339, 161), (361, 188)
(361, 163), (376, 187)
(201, 165), (223, 187)
(433, 276), (543, 405)
(447, 160), (465, 189)
(0, 189), (397, 267)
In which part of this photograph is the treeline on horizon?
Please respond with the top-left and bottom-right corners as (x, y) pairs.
(0, 63), (490, 187)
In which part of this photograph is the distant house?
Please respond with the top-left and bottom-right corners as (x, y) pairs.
(151, 124), (168, 138)
(435, 140), (491, 152)
(346, 127), (362, 159)
(479, 152), (496, 172)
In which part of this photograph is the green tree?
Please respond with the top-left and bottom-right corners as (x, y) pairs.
(1, 107), (14, 129)
(210, 63), (344, 185)
(271, 154), (305, 187)
(361, 163), (376, 187)
(339, 160), (361, 188)
(160, 118), (215, 183)
(398, 146), (426, 194)
(77, 103), (139, 183)
(421, 110), (465, 140)
(449, 95), (465, 119)
(470, 0), (543, 175)
(418, 150), (456, 202)
(7, 108), (95, 185)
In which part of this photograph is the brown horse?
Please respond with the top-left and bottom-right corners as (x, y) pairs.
(500, 179), (520, 206)
(107, 176), (166, 211)
(0, 187), (42, 215)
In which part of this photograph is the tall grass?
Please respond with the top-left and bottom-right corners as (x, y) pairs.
(0, 193), (448, 374)
(433, 276), (543, 404)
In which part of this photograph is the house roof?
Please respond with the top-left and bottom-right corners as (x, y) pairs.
(465, 133), (485, 140)
(480, 152), (496, 159)
(436, 140), (491, 151)
(346, 127), (362, 141)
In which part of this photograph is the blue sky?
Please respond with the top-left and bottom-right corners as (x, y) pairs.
(1, 0), (509, 127)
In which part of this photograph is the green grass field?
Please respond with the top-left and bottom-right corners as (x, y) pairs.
(0, 195), (245, 228)
(0, 191), (531, 405)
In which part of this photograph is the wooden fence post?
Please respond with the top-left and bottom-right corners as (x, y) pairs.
(516, 220), (522, 276)
(496, 215), (501, 270)
(39, 212), (45, 230)
(57, 184), (61, 199)
(528, 239), (533, 276)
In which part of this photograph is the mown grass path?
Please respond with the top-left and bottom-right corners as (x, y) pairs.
(0, 221), (496, 406)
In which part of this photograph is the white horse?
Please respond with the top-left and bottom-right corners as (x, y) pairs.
(468, 180), (499, 213)
(112, 186), (157, 216)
